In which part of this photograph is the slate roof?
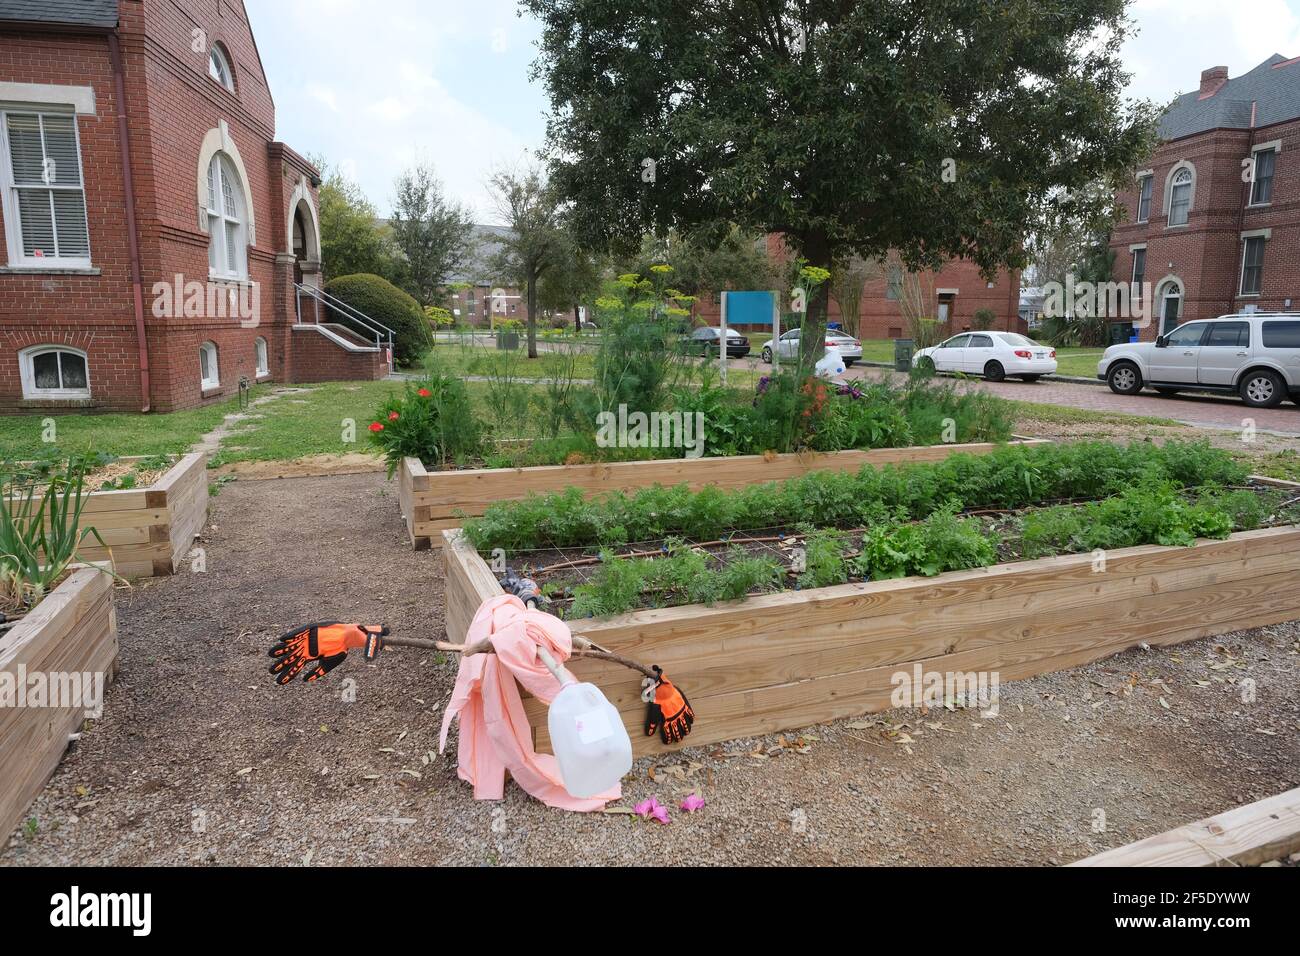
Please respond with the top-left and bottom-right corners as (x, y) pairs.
(0, 0), (118, 28)
(1160, 54), (1300, 140)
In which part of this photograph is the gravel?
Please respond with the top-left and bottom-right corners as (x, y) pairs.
(3, 471), (1297, 867)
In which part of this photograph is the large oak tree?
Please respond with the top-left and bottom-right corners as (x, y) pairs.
(524, 0), (1157, 368)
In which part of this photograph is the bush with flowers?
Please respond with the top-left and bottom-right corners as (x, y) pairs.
(368, 370), (487, 476)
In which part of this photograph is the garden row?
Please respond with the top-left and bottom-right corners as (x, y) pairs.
(444, 441), (1300, 756)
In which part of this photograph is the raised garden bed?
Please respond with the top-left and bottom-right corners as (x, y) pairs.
(0, 567), (119, 841)
(6, 454), (209, 579)
(441, 443), (1300, 757)
(401, 439), (1048, 549)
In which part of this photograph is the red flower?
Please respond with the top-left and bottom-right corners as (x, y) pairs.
(369, 422), (385, 433)
(417, 388), (432, 398)
(388, 412), (400, 421)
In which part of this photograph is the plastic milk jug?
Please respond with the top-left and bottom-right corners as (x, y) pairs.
(816, 346), (847, 380)
(547, 679), (633, 798)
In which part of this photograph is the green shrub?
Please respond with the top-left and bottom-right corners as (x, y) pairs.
(368, 371), (487, 475)
(324, 273), (430, 365)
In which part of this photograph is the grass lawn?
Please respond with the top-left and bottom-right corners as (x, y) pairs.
(1250, 449), (1300, 483)
(0, 391), (260, 461)
(1006, 400), (1180, 429)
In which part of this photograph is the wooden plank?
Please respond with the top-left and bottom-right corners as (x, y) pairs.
(408, 439), (1048, 527)
(1250, 474), (1300, 491)
(164, 454), (209, 572)
(0, 570), (118, 841)
(442, 530), (504, 643)
(1071, 788), (1300, 867)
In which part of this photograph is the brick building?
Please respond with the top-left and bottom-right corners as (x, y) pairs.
(1112, 55), (1300, 342)
(694, 235), (1023, 339)
(0, 0), (388, 414)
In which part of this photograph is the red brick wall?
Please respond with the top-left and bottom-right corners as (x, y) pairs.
(0, 1), (331, 414)
(1111, 117), (1300, 341)
(0, 29), (141, 410)
(288, 327), (389, 383)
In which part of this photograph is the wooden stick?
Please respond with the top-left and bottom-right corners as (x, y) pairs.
(383, 634), (658, 680)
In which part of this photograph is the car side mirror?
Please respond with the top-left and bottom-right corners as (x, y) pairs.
(1155, 335), (1167, 349)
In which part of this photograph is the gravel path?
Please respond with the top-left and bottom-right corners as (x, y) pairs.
(3, 472), (1298, 867)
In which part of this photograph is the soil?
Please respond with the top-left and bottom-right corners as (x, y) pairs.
(3, 470), (1297, 867)
(86, 458), (173, 493)
(210, 453), (385, 481)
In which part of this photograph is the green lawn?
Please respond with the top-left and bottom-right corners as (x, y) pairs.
(0, 391), (259, 461)
(1006, 400), (1180, 429)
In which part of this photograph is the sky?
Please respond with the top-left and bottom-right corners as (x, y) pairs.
(247, 0), (1300, 222)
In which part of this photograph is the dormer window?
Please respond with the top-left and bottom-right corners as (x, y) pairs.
(208, 44), (235, 92)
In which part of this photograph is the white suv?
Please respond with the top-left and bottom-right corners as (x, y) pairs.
(1098, 314), (1300, 409)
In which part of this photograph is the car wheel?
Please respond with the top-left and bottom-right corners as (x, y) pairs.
(1154, 387), (1180, 397)
(761, 347), (773, 364)
(984, 361), (1006, 383)
(844, 359), (856, 368)
(1240, 369), (1286, 408)
(1107, 362), (1142, 396)
(916, 356), (935, 372)
(1019, 375), (1041, 383)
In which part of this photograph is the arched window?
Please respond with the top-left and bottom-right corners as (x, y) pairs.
(1167, 168), (1193, 226)
(199, 341), (220, 390)
(19, 345), (89, 399)
(255, 336), (269, 377)
(206, 154), (248, 280)
(208, 44), (235, 92)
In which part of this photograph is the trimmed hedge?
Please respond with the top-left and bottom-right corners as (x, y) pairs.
(323, 273), (430, 364)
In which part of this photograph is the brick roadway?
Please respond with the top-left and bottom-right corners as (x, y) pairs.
(728, 359), (1300, 437)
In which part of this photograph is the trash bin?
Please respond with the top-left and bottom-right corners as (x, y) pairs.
(496, 331), (520, 351)
(894, 338), (915, 372)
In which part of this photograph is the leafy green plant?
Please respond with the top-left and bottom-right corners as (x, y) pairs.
(368, 368), (487, 475)
(1, 460), (115, 612)
(799, 528), (848, 590)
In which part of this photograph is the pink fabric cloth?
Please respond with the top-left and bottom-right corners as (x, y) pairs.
(438, 595), (621, 812)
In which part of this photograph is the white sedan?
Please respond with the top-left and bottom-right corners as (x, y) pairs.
(762, 328), (863, 365)
(913, 331), (1057, 382)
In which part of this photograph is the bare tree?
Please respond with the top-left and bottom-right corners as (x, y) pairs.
(829, 256), (882, 339)
(894, 255), (942, 350)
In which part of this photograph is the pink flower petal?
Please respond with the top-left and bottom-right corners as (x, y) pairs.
(634, 798), (661, 819)
(650, 806), (672, 825)
(680, 794), (706, 813)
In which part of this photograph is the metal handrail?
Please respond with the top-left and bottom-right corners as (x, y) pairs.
(294, 283), (396, 351)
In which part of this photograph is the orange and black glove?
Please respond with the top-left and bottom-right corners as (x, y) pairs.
(645, 667), (695, 744)
(268, 622), (389, 685)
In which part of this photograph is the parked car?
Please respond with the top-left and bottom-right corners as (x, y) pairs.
(1099, 313), (1300, 408)
(761, 329), (863, 366)
(913, 331), (1057, 382)
(682, 326), (751, 358)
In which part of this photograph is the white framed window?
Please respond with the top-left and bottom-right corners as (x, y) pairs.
(205, 153), (248, 280)
(208, 44), (235, 92)
(255, 336), (269, 377)
(19, 345), (90, 400)
(1136, 175), (1153, 223)
(1167, 167), (1193, 226)
(1240, 236), (1266, 296)
(199, 341), (220, 390)
(0, 108), (92, 268)
(1250, 148), (1277, 206)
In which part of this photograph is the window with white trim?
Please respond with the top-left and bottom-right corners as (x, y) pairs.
(1168, 168), (1193, 226)
(19, 345), (90, 400)
(1250, 149), (1276, 205)
(0, 109), (91, 268)
(206, 153), (248, 280)
(199, 341), (220, 390)
(209, 44), (235, 92)
(255, 336), (269, 377)
(1240, 236), (1266, 296)
(1136, 175), (1153, 223)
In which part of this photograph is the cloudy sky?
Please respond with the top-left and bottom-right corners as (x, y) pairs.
(247, 0), (1300, 221)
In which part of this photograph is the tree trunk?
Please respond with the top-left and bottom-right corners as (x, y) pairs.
(526, 270), (539, 359)
(574, 306), (581, 336)
(798, 230), (833, 374)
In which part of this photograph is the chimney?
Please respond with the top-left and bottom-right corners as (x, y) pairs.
(1200, 66), (1229, 98)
